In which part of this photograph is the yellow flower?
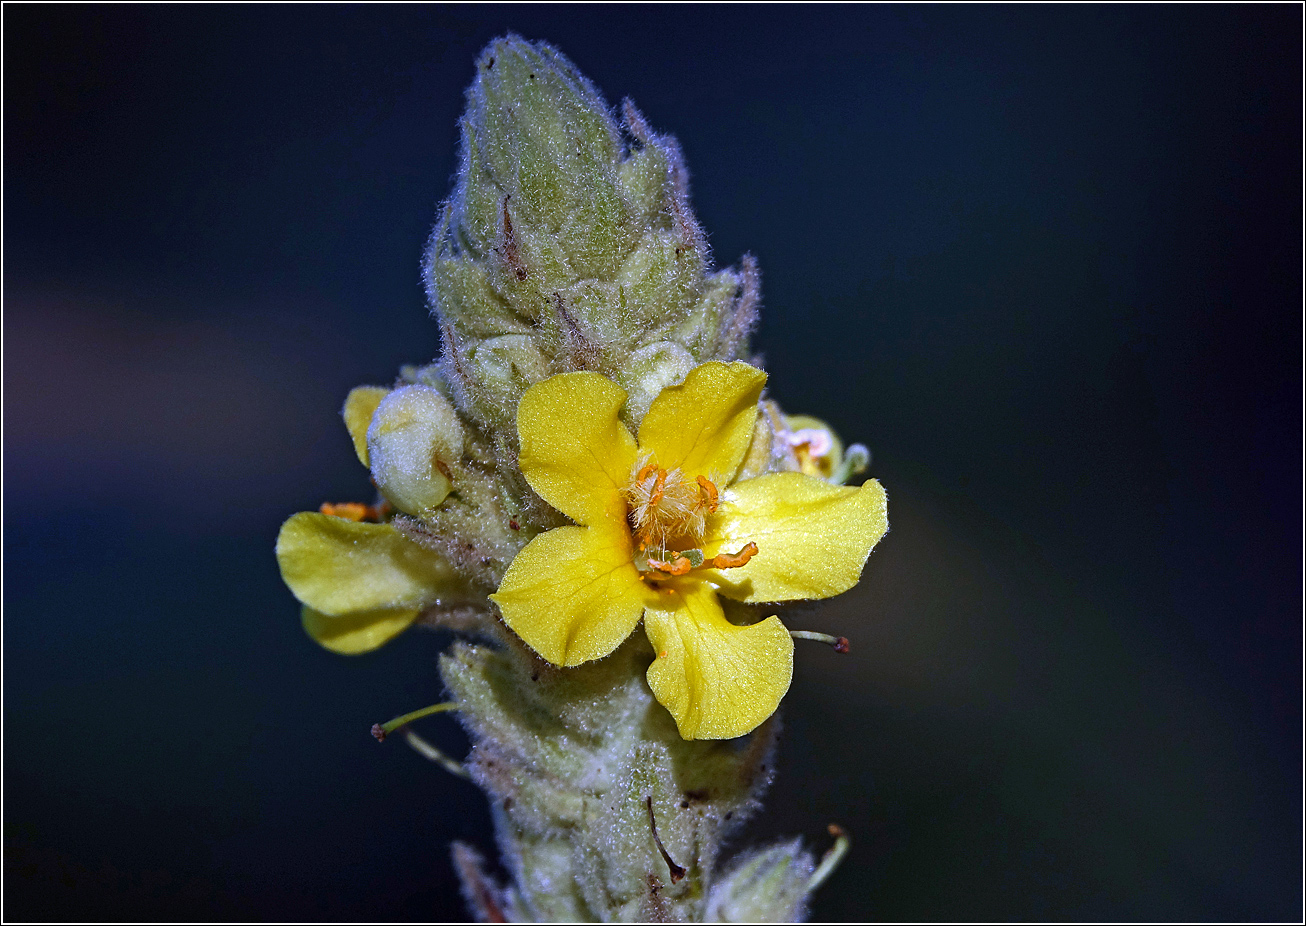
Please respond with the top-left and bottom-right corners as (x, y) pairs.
(274, 385), (475, 655)
(276, 512), (469, 654)
(490, 361), (888, 740)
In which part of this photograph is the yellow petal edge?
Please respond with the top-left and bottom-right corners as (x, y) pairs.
(343, 386), (389, 467)
(638, 361), (767, 482)
(644, 581), (794, 740)
(517, 372), (638, 526)
(707, 473), (888, 603)
(276, 512), (458, 616)
(301, 605), (420, 655)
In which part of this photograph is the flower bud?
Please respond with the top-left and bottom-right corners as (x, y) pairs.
(615, 229), (701, 334)
(457, 35), (633, 280)
(619, 341), (696, 425)
(462, 334), (552, 431)
(672, 268), (743, 360)
(367, 385), (465, 517)
(704, 840), (814, 922)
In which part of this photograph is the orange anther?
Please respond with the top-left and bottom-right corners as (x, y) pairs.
(319, 501), (388, 522)
(695, 475), (719, 513)
(635, 462), (660, 484)
(649, 468), (666, 507)
(710, 542), (758, 570)
(649, 554), (693, 576)
(320, 501), (369, 521)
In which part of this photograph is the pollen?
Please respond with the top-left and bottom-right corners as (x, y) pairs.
(622, 455), (716, 551)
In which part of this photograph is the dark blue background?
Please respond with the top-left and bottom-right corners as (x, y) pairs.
(5, 5), (1300, 921)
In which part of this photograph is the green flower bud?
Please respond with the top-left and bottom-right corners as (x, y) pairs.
(615, 141), (670, 227)
(462, 334), (551, 430)
(615, 229), (702, 334)
(426, 220), (535, 338)
(673, 268), (740, 359)
(619, 340), (695, 426)
(367, 385), (465, 517)
(704, 840), (815, 922)
(456, 35), (634, 280)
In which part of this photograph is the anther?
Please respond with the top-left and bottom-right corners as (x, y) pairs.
(789, 630), (851, 653)
(649, 555), (693, 576)
(695, 475), (719, 512)
(649, 468), (666, 507)
(710, 542), (758, 570)
(320, 501), (387, 522)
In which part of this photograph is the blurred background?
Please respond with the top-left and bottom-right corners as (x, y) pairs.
(4, 5), (1300, 921)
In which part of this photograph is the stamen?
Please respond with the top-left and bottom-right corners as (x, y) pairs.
(789, 630), (850, 653)
(371, 700), (458, 741)
(786, 427), (834, 457)
(648, 555), (693, 576)
(695, 475), (719, 512)
(320, 501), (388, 522)
(649, 468), (666, 507)
(624, 457), (714, 551)
(807, 824), (850, 892)
(710, 542), (758, 570)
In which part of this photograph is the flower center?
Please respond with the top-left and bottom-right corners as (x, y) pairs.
(785, 427), (835, 478)
(621, 456), (756, 578)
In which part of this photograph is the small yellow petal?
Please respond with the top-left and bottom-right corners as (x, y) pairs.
(644, 581), (793, 740)
(343, 386), (389, 466)
(517, 372), (638, 526)
(638, 362), (766, 482)
(705, 473), (888, 603)
(490, 522), (650, 667)
(301, 605), (420, 655)
(276, 512), (464, 616)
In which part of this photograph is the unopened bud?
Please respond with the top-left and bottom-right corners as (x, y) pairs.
(463, 334), (552, 430)
(615, 229), (702, 335)
(459, 35), (633, 279)
(621, 341), (695, 425)
(367, 386), (465, 517)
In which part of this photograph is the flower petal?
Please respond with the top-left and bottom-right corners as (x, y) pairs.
(301, 605), (420, 655)
(643, 581), (793, 740)
(490, 522), (651, 666)
(342, 386), (389, 466)
(638, 361), (766, 482)
(705, 473), (888, 603)
(276, 512), (461, 616)
(517, 372), (638, 525)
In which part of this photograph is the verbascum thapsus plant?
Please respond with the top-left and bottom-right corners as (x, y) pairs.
(276, 35), (888, 922)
